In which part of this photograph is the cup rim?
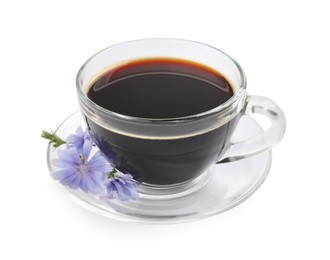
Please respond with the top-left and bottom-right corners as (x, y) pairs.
(76, 38), (247, 123)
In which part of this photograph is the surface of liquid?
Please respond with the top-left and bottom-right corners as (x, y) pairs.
(87, 58), (234, 118)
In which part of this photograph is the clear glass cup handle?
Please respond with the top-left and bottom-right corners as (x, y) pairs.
(218, 95), (286, 163)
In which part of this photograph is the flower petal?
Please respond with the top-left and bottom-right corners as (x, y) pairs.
(89, 164), (112, 174)
(82, 140), (93, 160)
(79, 177), (88, 193)
(66, 134), (82, 144)
(66, 148), (83, 163)
(88, 156), (111, 171)
(69, 173), (82, 189)
(103, 173), (139, 201)
(59, 173), (80, 189)
(75, 126), (84, 136)
(66, 127), (92, 153)
(87, 157), (107, 168)
(122, 183), (139, 200)
(52, 158), (77, 169)
(112, 180), (131, 200)
(52, 169), (75, 180)
(89, 150), (106, 162)
(88, 154), (107, 166)
(57, 148), (80, 165)
(89, 169), (106, 179)
(84, 173), (106, 194)
(106, 182), (118, 199)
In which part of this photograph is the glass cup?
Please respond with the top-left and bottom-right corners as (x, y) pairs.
(76, 38), (286, 188)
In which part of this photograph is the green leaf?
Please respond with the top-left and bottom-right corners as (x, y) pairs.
(108, 168), (118, 179)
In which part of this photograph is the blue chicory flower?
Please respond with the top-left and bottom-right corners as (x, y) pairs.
(103, 171), (139, 201)
(52, 140), (111, 194)
(66, 126), (91, 152)
(44, 126), (140, 200)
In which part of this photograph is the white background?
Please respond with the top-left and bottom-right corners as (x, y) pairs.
(1, 0), (329, 259)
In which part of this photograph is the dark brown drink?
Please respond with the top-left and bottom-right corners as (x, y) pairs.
(85, 58), (240, 185)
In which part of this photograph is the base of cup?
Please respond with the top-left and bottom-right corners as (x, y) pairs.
(139, 169), (214, 200)
(47, 111), (272, 223)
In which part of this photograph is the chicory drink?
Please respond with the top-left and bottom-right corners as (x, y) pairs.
(85, 58), (238, 185)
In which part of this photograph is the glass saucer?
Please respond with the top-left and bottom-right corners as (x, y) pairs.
(47, 111), (272, 224)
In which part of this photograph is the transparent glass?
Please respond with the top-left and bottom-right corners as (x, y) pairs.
(76, 38), (286, 186)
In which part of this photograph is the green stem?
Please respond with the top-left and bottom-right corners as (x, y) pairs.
(41, 130), (66, 148)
